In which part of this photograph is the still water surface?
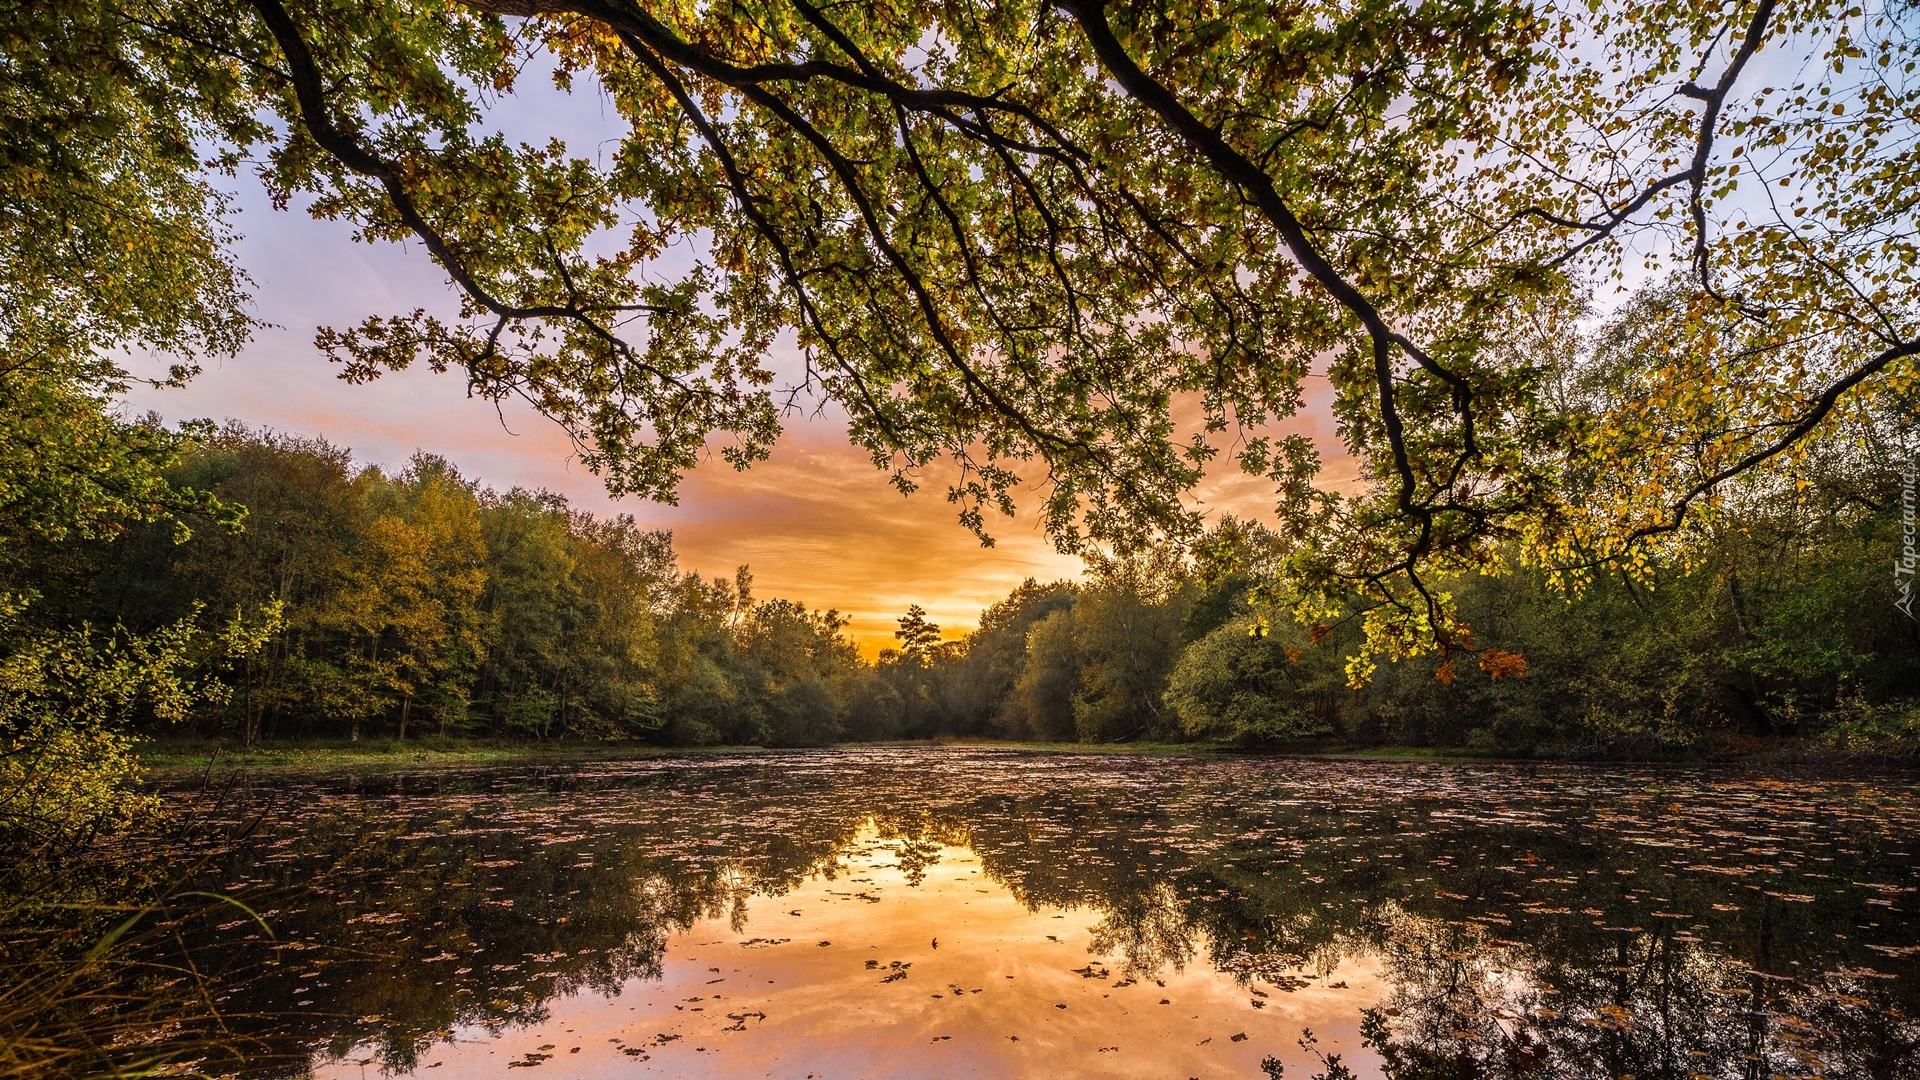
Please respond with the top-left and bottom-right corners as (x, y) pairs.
(162, 748), (1920, 1078)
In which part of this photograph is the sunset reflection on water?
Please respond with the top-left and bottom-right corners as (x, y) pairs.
(313, 824), (1380, 1079)
(144, 749), (1920, 1080)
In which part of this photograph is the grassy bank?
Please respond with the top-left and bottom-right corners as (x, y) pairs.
(137, 735), (1906, 779)
(134, 738), (771, 777)
(134, 737), (1256, 777)
(135, 736), (1552, 779)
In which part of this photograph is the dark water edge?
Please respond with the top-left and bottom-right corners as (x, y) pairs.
(11, 747), (1920, 1079)
(132, 734), (1920, 778)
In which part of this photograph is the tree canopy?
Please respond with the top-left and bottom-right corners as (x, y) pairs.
(14, 0), (1920, 668)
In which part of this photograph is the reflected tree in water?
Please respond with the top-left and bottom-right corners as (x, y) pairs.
(59, 752), (1920, 1079)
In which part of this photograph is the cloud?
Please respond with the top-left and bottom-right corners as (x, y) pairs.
(663, 423), (1083, 654)
(125, 136), (1364, 658)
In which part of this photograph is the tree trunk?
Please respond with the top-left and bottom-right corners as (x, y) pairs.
(356, 634), (376, 743)
(399, 694), (410, 742)
(243, 656), (256, 747)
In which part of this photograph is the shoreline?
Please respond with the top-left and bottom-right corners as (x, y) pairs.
(136, 736), (1917, 779)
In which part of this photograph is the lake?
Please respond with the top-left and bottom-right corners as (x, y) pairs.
(139, 748), (1920, 1078)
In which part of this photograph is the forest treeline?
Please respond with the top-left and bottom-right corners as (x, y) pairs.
(26, 425), (1920, 760)
(38, 427), (869, 749)
(884, 447), (1920, 757)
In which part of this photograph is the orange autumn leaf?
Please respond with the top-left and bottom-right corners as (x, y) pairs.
(1480, 649), (1529, 680)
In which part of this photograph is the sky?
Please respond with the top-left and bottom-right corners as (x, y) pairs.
(112, 10), (1870, 655)
(123, 70), (1356, 656)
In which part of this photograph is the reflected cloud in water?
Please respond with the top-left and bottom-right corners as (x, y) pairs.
(306, 825), (1379, 1078)
(137, 750), (1920, 1079)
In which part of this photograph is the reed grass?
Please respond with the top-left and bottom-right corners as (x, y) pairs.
(1, 777), (284, 1079)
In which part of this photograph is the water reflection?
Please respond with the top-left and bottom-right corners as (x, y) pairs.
(294, 825), (1380, 1078)
(136, 750), (1919, 1078)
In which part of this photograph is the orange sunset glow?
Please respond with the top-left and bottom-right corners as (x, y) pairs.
(125, 177), (1359, 654)
(87, 47), (1413, 671)
(310, 823), (1386, 1080)
(132, 361), (1356, 654)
